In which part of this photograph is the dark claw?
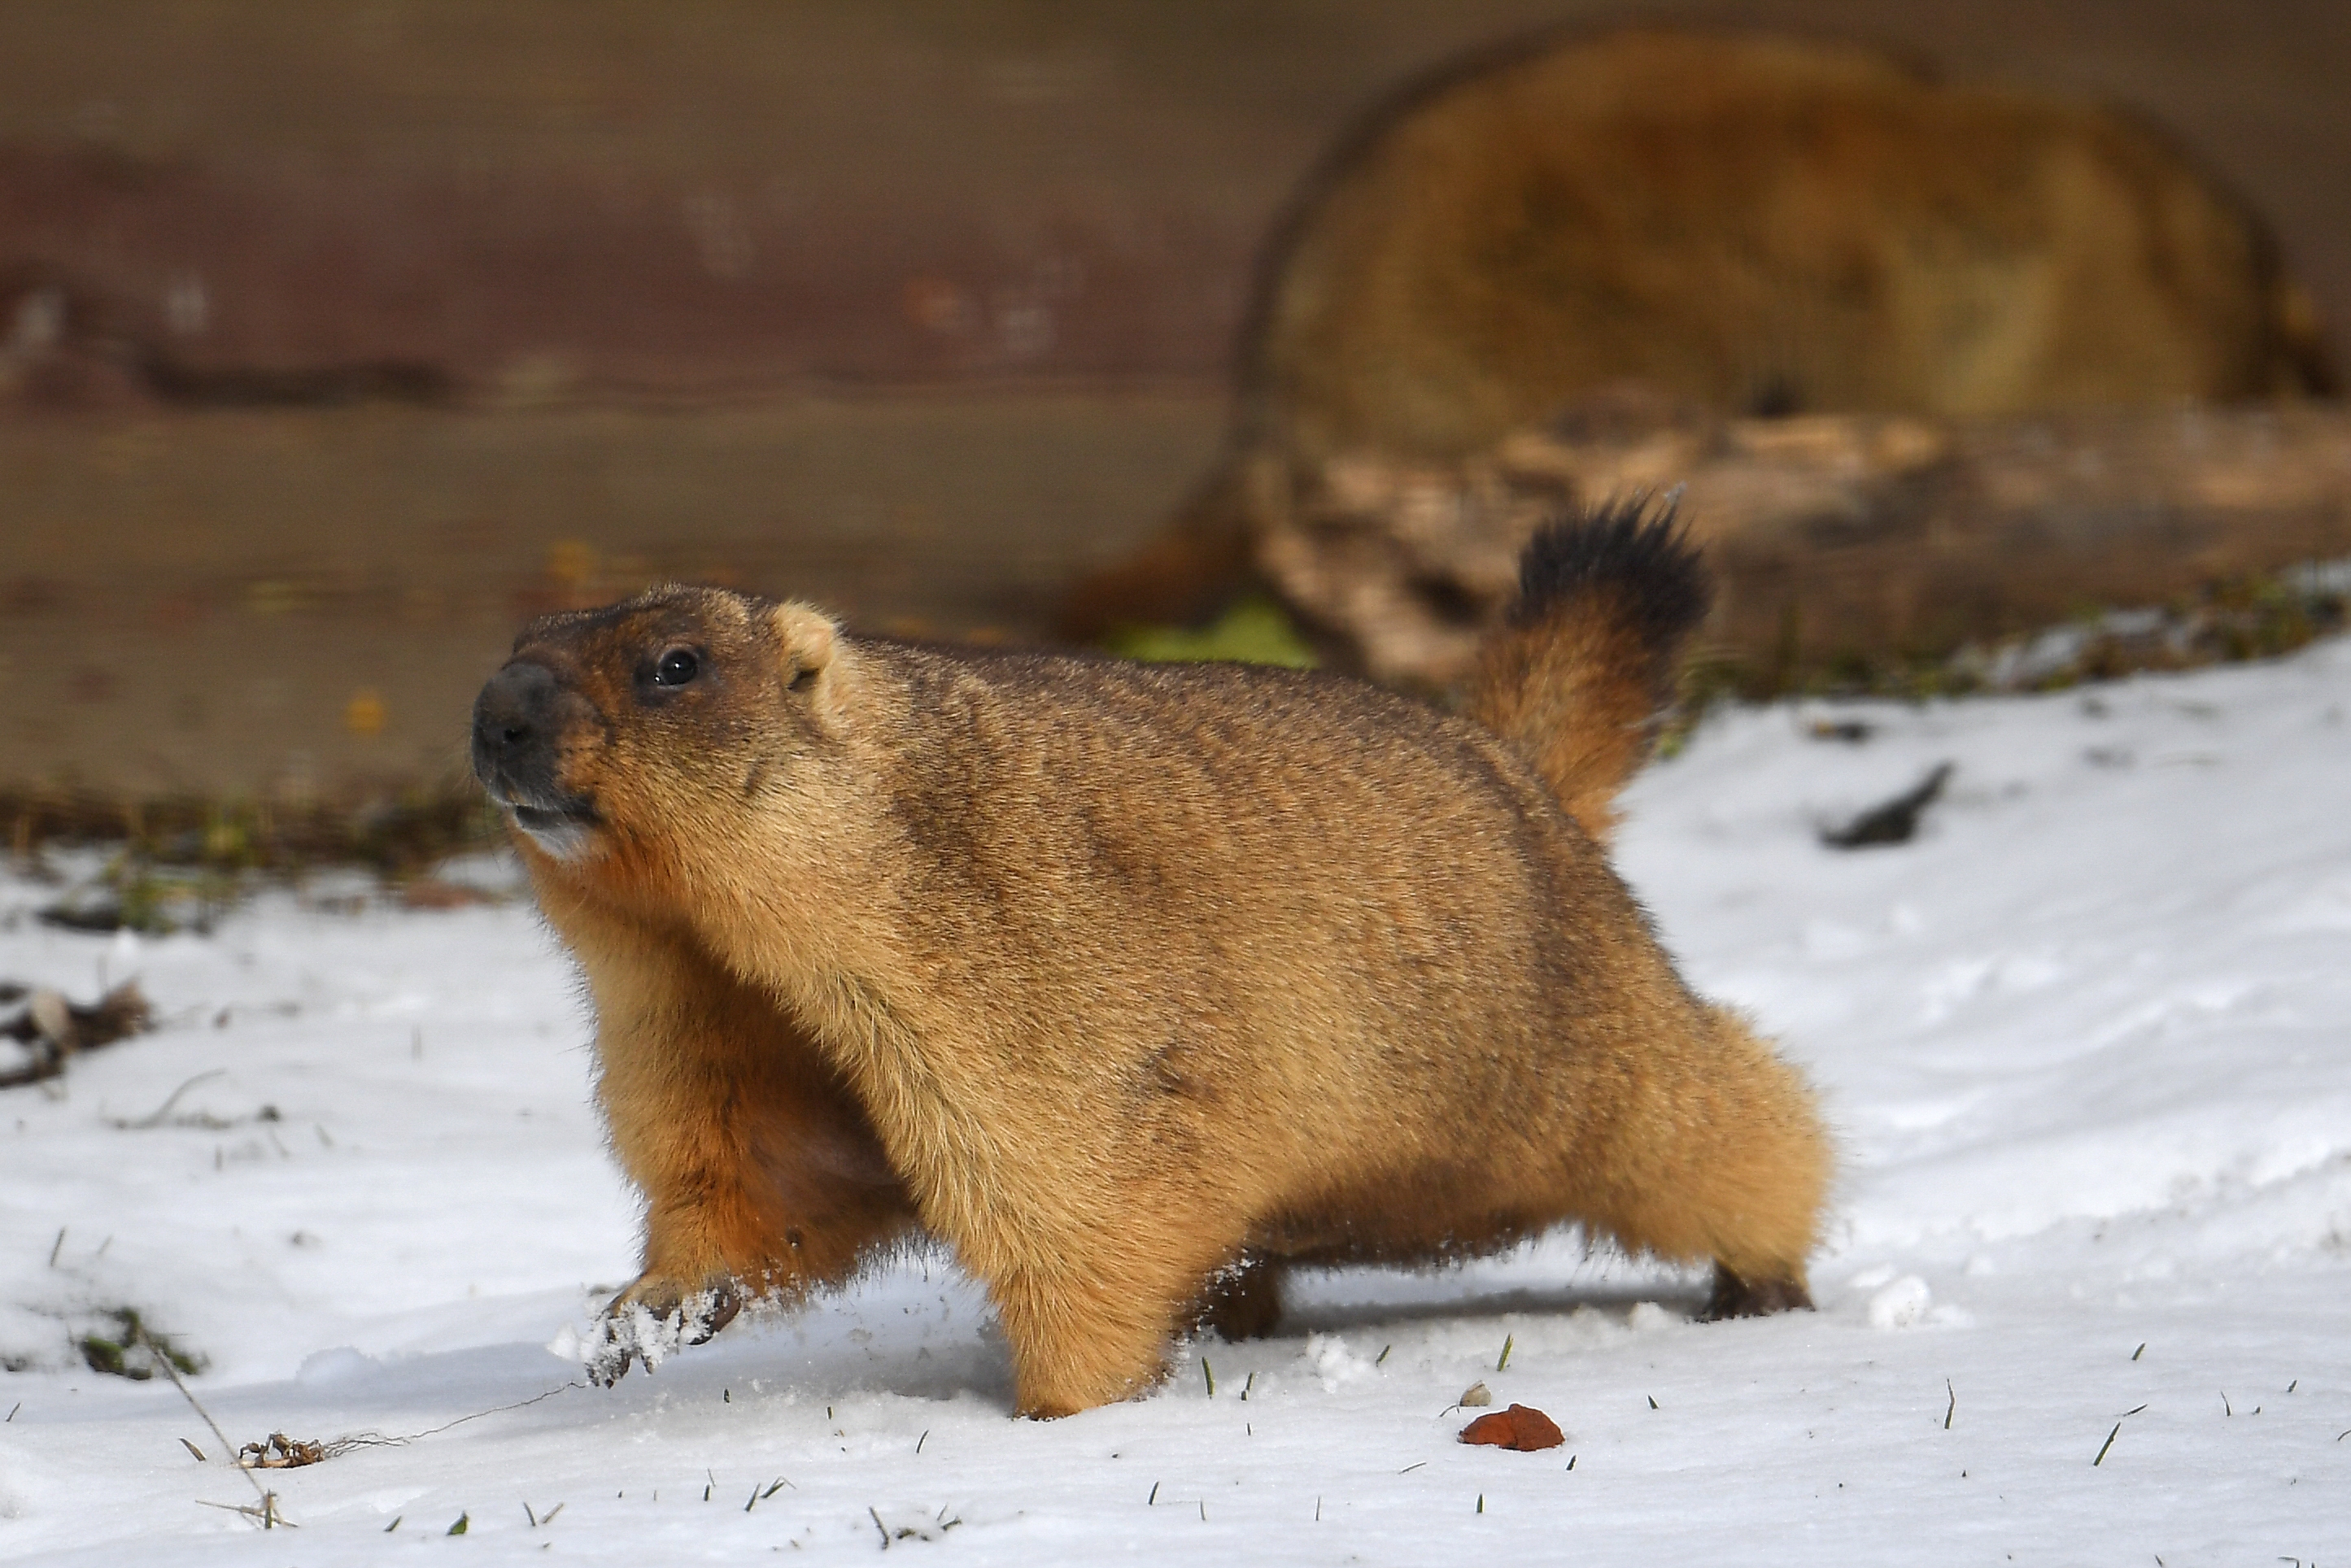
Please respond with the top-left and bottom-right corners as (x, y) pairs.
(582, 1280), (741, 1387)
(683, 1283), (742, 1344)
(585, 1326), (637, 1387)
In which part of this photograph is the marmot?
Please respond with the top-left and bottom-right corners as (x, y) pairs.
(473, 504), (1830, 1418)
(1252, 26), (2331, 464)
(1066, 26), (2336, 637)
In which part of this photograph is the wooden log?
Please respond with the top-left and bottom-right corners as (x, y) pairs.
(1245, 403), (2351, 691)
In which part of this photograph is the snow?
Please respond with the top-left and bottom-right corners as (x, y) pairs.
(2, 642), (2349, 1564)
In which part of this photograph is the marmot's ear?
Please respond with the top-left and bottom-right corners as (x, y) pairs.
(770, 603), (849, 721)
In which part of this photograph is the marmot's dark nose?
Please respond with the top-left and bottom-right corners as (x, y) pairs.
(471, 660), (561, 793)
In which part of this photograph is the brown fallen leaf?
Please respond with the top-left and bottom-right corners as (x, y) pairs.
(1459, 1403), (1565, 1452)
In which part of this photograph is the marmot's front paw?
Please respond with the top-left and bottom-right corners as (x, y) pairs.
(585, 1278), (743, 1386)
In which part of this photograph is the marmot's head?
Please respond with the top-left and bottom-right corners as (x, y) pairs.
(472, 586), (850, 868)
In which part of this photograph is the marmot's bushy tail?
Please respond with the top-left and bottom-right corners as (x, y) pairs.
(1463, 500), (1710, 843)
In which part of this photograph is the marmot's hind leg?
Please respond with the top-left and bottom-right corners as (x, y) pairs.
(1577, 1004), (1830, 1316)
(1703, 1265), (1814, 1318)
(1193, 1254), (1285, 1340)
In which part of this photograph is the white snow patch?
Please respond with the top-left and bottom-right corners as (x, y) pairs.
(294, 1347), (377, 1387)
(1865, 1274), (1933, 1330)
(1304, 1333), (1376, 1392)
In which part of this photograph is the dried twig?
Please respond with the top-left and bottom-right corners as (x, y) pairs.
(242, 1381), (584, 1469)
(146, 1316), (289, 1531)
(111, 1071), (228, 1130)
(197, 1493), (290, 1529)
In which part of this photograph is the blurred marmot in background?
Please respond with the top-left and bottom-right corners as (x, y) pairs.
(1068, 26), (2336, 637)
(474, 503), (1829, 1418)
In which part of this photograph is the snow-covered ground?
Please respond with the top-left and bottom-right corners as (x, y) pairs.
(2, 642), (2347, 1565)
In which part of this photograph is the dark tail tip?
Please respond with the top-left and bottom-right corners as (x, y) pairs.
(1510, 497), (1712, 650)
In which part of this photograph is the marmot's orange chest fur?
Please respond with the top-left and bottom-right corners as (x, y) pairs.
(473, 505), (1829, 1418)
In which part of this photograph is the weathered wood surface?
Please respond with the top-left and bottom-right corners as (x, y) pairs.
(1243, 403), (2351, 690)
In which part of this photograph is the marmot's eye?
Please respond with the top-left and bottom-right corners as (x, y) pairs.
(652, 647), (700, 686)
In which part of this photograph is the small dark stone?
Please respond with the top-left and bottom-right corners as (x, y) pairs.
(1821, 762), (1953, 849)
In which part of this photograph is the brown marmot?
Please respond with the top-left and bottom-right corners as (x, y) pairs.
(1066, 26), (2336, 638)
(1251, 26), (2331, 463)
(473, 503), (1830, 1418)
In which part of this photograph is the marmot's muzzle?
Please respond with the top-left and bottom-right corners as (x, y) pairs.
(471, 659), (569, 810)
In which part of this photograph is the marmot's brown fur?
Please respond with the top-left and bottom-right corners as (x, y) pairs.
(1066, 27), (2336, 638)
(1251, 26), (2331, 464)
(473, 504), (1829, 1418)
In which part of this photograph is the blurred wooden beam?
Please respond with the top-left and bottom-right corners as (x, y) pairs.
(1240, 403), (2351, 690)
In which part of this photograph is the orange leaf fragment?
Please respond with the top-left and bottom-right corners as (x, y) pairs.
(1459, 1403), (1564, 1451)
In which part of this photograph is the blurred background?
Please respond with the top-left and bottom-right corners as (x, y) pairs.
(2, 1), (2345, 857)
